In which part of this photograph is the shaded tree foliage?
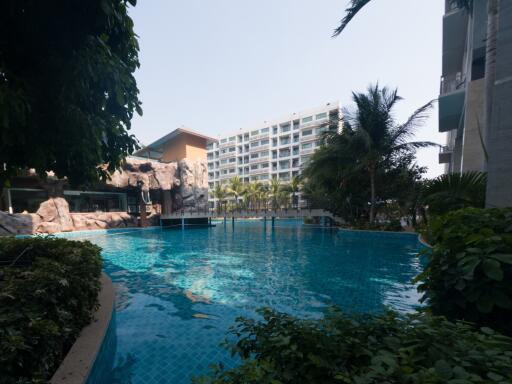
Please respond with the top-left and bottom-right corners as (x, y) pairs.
(302, 84), (433, 226)
(0, 0), (142, 186)
(422, 171), (487, 215)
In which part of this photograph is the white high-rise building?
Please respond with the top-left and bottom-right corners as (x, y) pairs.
(206, 101), (341, 207)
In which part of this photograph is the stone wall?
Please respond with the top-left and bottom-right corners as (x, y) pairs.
(0, 198), (137, 235)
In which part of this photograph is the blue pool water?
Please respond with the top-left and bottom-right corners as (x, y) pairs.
(66, 221), (423, 384)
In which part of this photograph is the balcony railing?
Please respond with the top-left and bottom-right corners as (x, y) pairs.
(440, 72), (465, 95)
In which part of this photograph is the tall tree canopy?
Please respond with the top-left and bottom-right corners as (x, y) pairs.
(303, 84), (435, 225)
(0, 0), (142, 186)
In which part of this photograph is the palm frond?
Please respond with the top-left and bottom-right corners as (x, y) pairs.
(333, 0), (372, 37)
(334, 0), (472, 39)
(391, 100), (436, 144)
(422, 171), (486, 214)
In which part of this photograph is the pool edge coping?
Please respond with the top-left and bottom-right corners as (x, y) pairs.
(50, 272), (114, 384)
(338, 227), (432, 248)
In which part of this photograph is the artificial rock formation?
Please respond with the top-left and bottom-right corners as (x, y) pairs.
(108, 158), (180, 192)
(108, 157), (208, 211)
(0, 198), (137, 235)
(177, 159), (208, 210)
(0, 157), (209, 235)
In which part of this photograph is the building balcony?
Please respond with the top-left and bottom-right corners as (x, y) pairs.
(301, 148), (315, 155)
(439, 74), (466, 133)
(439, 145), (453, 164)
(442, 7), (468, 77)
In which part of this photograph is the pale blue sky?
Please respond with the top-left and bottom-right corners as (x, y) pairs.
(129, 0), (445, 177)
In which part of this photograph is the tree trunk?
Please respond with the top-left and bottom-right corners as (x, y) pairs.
(483, 0), (499, 166)
(369, 168), (376, 225)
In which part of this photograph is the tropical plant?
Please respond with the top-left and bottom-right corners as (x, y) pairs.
(304, 84), (436, 224)
(333, 0), (500, 210)
(244, 182), (264, 210)
(227, 176), (245, 212)
(422, 171), (487, 216)
(269, 178), (286, 210)
(212, 184), (228, 214)
(415, 207), (512, 335)
(256, 183), (270, 211)
(283, 176), (302, 208)
(194, 307), (512, 384)
(0, 237), (103, 383)
(0, 0), (141, 187)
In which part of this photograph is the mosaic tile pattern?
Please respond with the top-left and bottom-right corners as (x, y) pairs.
(75, 221), (423, 383)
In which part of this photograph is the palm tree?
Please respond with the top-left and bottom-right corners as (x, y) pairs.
(212, 184), (228, 214)
(243, 182), (262, 211)
(333, 0), (498, 178)
(283, 176), (302, 208)
(309, 84), (436, 224)
(269, 177), (284, 211)
(422, 171), (487, 215)
(257, 183), (270, 211)
(227, 176), (245, 212)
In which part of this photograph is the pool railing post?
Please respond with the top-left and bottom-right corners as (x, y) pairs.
(181, 217), (185, 230)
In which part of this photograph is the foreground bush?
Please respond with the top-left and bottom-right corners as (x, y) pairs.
(416, 208), (512, 334)
(0, 237), (102, 383)
(195, 308), (512, 384)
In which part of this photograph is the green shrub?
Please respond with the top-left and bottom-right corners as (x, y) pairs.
(415, 207), (512, 335)
(194, 308), (512, 384)
(0, 237), (102, 383)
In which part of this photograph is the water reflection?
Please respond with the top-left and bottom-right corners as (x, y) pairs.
(76, 221), (423, 384)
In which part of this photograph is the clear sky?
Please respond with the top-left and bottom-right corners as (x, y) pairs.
(128, 0), (446, 178)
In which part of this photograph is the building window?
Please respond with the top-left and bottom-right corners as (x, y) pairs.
(251, 164), (258, 170)
(302, 142), (313, 150)
(229, 168), (236, 174)
(302, 129), (313, 136)
(272, 126), (278, 134)
(251, 141), (260, 148)
(261, 138), (269, 145)
(221, 159), (228, 164)
(221, 138), (227, 144)
(315, 112), (327, 120)
(280, 124), (291, 133)
(251, 153), (259, 159)
(261, 127), (269, 134)
(302, 116), (313, 123)
(229, 157), (236, 163)
(229, 147), (236, 152)
(229, 136), (236, 142)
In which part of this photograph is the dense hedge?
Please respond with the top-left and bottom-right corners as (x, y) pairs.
(0, 237), (102, 383)
(195, 308), (512, 384)
(416, 208), (512, 334)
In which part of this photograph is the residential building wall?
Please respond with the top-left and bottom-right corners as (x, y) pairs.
(206, 102), (340, 207)
(486, 0), (512, 207)
(439, 0), (512, 207)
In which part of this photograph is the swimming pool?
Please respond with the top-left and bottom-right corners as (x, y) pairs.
(69, 220), (423, 383)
